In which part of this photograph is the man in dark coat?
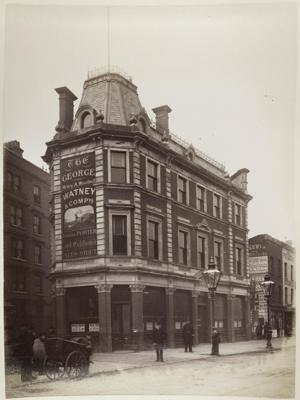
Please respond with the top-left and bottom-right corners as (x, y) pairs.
(182, 321), (194, 352)
(211, 329), (220, 356)
(152, 322), (166, 362)
(17, 324), (35, 382)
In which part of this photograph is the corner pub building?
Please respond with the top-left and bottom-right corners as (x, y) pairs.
(43, 69), (252, 352)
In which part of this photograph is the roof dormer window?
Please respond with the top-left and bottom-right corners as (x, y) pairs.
(81, 112), (93, 129)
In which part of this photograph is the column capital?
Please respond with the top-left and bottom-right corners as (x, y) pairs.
(166, 287), (176, 295)
(55, 287), (66, 296)
(227, 293), (236, 300)
(129, 284), (145, 293)
(95, 284), (113, 293)
(192, 290), (200, 298)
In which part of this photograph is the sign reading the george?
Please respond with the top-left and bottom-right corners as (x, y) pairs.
(61, 153), (97, 259)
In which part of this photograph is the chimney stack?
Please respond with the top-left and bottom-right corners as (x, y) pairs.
(55, 87), (77, 133)
(4, 141), (24, 157)
(152, 105), (172, 134)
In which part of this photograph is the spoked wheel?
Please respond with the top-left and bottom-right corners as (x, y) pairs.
(44, 357), (65, 380)
(65, 351), (88, 379)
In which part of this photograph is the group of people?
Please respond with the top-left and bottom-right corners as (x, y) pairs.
(152, 321), (221, 361)
(9, 324), (55, 382)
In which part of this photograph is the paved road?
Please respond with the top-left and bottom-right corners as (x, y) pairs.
(6, 341), (295, 398)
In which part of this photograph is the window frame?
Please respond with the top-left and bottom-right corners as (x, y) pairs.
(178, 226), (190, 266)
(146, 157), (161, 193)
(177, 175), (189, 205)
(108, 149), (130, 184)
(197, 232), (208, 269)
(196, 185), (207, 213)
(11, 269), (27, 292)
(109, 209), (131, 256)
(33, 184), (41, 204)
(12, 238), (25, 260)
(235, 245), (244, 276)
(34, 244), (42, 265)
(213, 193), (223, 219)
(214, 238), (224, 271)
(146, 215), (163, 260)
(234, 203), (242, 226)
(33, 214), (42, 235)
(10, 204), (24, 227)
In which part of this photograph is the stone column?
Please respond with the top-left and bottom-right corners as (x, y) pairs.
(192, 291), (199, 345)
(244, 295), (252, 339)
(55, 287), (66, 336)
(130, 284), (145, 350)
(95, 284), (113, 352)
(166, 288), (175, 348)
(227, 294), (235, 342)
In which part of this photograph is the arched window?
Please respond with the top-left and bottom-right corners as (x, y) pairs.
(81, 112), (93, 129)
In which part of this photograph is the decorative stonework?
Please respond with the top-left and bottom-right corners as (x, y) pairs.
(134, 190), (142, 257)
(166, 201), (173, 263)
(129, 284), (145, 293)
(192, 290), (200, 298)
(55, 287), (66, 296)
(95, 284), (113, 293)
(166, 287), (176, 295)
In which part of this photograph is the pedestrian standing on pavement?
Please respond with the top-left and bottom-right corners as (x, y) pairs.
(33, 334), (47, 375)
(17, 324), (35, 382)
(211, 329), (220, 356)
(182, 321), (194, 352)
(152, 322), (166, 362)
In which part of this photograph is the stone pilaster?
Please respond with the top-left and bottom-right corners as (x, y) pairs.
(55, 287), (66, 336)
(192, 291), (199, 345)
(166, 167), (173, 263)
(130, 284), (145, 350)
(166, 287), (175, 347)
(226, 294), (235, 342)
(95, 144), (105, 256)
(228, 192), (234, 275)
(54, 194), (63, 262)
(134, 190), (142, 257)
(244, 206), (250, 278)
(95, 284), (113, 352)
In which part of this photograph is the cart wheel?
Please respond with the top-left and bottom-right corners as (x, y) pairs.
(65, 351), (88, 379)
(44, 357), (65, 380)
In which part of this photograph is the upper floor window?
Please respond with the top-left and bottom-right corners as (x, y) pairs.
(12, 238), (25, 259)
(33, 215), (42, 234)
(147, 159), (160, 193)
(214, 239), (223, 271)
(284, 262), (287, 280)
(213, 194), (222, 219)
(10, 205), (23, 227)
(178, 176), (188, 205)
(8, 172), (21, 193)
(196, 185), (206, 212)
(291, 265), (293, 281)
(33, 185), (41, 204)
(11, 270), (26, 292)
(284, 287), (288, 305)
(278, 285), (282, 303)
(34, 275), (43, 294)
(34, 244), (42, 264)
(269, 256), (274, 276)
(148, 220), (159, 259)
(235, 246), (243, 276)
(110, 151), (128, 184)
(81, 112), (93, 128)
(178, 229), (190, 266)
(197, 234), (207, 269)
(109, 212), (132, 256)
(234, 203), (242, 226)
(291, 288), (294, 305)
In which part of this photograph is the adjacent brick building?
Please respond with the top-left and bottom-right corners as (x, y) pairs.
(249, 234), (295, 336)
(43, 70), (252, 351)
(4, 141), (52, 334)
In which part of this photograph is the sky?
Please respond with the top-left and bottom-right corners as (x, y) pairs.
(2, 2), (297, 243)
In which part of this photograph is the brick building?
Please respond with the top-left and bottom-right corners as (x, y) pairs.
(249, 234), (295, 336)
(43, 70), (252, 352)
(4, 141), (52, 334)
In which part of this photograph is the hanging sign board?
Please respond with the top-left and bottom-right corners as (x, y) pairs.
(61, 153), (97, 259)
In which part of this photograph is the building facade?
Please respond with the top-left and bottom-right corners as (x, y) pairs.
(249, 234), (296, 336)
(43, 71), (252, 352)
(4, 141), (52, 334)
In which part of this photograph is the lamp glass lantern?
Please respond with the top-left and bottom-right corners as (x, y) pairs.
(202, 256), (222, 291)
(260, 274), (274, 298)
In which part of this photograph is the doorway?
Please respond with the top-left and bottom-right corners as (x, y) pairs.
(111, 303), (131, 350)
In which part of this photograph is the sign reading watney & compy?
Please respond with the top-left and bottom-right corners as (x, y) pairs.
(61, 153), (97, 259)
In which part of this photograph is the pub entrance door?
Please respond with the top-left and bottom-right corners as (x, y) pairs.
(111, 302), (131, 350)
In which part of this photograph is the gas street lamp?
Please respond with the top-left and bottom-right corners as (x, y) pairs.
(202, 256), (222, 355)
(260, 273), (274, 349)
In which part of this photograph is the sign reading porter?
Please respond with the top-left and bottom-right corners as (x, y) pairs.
(61, 153), (97, 259)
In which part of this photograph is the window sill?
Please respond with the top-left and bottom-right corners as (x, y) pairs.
(11, 257), (27, 262)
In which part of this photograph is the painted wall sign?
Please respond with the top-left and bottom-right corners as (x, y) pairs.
(248, 256), (268, 274)
(61, 153), (97, 259)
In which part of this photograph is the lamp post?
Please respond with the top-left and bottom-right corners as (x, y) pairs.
(202, 256), (222, 355)
(260, 273), (274, 350)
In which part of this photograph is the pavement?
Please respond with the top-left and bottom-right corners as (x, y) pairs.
(5, 336), (294, 390)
